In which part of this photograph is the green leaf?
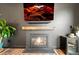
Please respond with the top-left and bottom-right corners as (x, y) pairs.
(0, 19), (6, 26)
(9, 26), (16, 31)
(0, 26), (2, 29)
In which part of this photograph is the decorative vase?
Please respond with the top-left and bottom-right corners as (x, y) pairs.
(0, 42), (3, 48)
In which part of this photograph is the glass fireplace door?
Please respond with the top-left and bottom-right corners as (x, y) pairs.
(30, 34), (48, 48)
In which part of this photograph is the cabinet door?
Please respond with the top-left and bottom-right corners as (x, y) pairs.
(67, 37), (77, 55)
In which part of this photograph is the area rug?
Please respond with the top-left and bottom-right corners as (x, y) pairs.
(0, 48), (54, 55)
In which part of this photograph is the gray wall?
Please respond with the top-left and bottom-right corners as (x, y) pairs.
(0, 3), (26, 47)
(0, 3), (74, 48)
(50, 3), (74, 48)
(73, 4), (79, 26)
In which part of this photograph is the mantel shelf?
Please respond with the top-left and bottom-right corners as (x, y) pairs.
(22, 26), (54, 31)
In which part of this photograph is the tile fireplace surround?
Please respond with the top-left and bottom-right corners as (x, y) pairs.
(22, 26), (54, 53)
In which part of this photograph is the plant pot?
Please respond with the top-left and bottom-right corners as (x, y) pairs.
(0, 38), (8, 48)
(0, 42), (3, 48)
(3, 38), (9, 47)
(0, 38), (3, 48)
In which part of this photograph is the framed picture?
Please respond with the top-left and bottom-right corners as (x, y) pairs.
(24, 3), (54, 21)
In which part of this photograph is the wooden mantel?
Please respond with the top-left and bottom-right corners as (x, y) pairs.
(22, 26), (54, 31)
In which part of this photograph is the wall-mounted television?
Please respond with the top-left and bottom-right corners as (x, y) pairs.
(24, 3), (54, 23)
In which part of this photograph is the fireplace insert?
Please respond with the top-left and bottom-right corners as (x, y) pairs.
(30, 34), (48, 48)
(24, 3), (54, 22)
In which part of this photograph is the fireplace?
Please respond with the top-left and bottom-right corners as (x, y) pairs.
(30, 34), (48, 48)
(22, 26), (54, 52)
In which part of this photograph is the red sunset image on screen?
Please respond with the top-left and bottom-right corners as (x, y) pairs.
(24, 3), (54, 21)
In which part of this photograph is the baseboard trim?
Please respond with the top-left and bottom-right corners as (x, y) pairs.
(10, 45), (25, 48)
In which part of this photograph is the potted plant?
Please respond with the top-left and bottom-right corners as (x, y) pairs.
(0, 19), (16, 48)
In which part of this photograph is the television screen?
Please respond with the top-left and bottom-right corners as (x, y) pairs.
(24, 3), (54, 21)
